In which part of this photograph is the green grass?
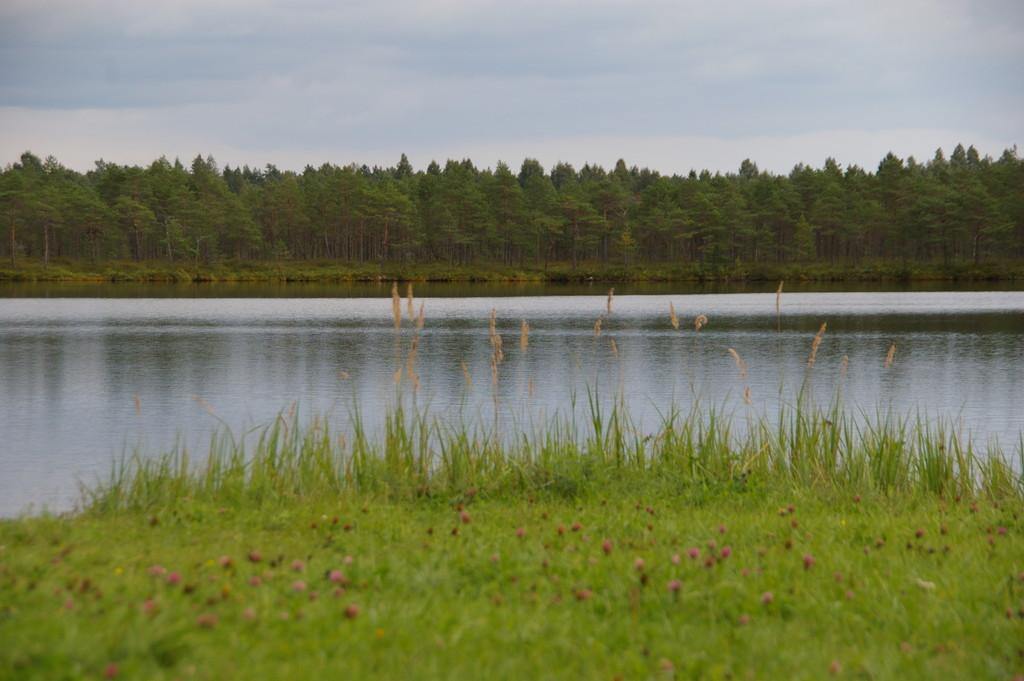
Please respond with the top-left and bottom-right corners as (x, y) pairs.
(84, 397), (1024, 511)
(2, 486), (1022, 679)
(2, 401), (1023, 679)
(2, 257), (1023, 284)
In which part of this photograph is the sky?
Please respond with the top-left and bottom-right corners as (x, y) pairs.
(1, 0), (1022, 175)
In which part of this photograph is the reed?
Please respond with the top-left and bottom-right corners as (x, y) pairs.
(15, 279), (1021, 681)
(488, 309), (504, 362)
(492, 334), (504, 363)
(727, 347), (747, 378)
(21, 403), (1023, 681)
(669, 302), (679, 330)
(391, 282), (402, 330)
(81, 283), (1024, 512)
(85, 391), (1023, 514)
(884, 343), (896, 369)
(519, 319), (529, 351)
(406, 282), (414, 321)
(775, 280), (783, 331)
(192, 395), (218, 418)
(606, 288), (614, 314)
(807, 322), (826, 368)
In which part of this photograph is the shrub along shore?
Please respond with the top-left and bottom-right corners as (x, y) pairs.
(2, 402), (1023, 679)
(1, 257), (1023, 284)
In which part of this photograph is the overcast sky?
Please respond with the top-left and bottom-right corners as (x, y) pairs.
(1, 0), (1022, 175)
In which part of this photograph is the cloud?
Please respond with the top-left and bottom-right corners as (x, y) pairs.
(1, 0), (1021, 172)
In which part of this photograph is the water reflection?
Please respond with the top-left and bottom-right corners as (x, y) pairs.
(1, 290), (1022, 514)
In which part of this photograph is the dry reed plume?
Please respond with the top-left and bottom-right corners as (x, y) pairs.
(391, 282), (401, 330)
(492, 334), (504, 362)
(338, 370), (351, 380)
(488, 309), (504, 362)
(807, 322), (827, 368)
(191, 395), (218, 417)
(392, 367), (403, 386)
(378, 286), (890, 410)
(727, 348), (748, 378)
(776, 280), (783, 331)
(884, 343), (897, 369)
(406, 283), (414, 321)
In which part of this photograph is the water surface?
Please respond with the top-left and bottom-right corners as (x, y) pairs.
(2, 286), (1022, 515)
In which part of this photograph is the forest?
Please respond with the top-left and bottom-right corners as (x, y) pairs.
(1, 144), (1022, 271)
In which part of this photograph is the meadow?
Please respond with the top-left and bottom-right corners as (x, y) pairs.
(2, 394), (1023, 680)
(2, 286), (1023, 680)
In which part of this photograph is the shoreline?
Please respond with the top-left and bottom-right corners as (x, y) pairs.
(3, 309), (1022, 678)
(2, 258), (1023, 284)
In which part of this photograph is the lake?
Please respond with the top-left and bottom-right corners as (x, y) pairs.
(2, 283), (1023, 515)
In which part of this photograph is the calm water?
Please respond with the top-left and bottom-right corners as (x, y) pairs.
(2, 286), (1023, 515)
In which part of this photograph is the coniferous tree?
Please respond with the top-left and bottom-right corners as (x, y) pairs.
(1, 147), (1021, 270)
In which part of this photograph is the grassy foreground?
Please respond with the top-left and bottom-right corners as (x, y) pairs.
(2, 404), (1023, 680)
(2, 489), (1023, 680)
(2, 257), (1023, 284)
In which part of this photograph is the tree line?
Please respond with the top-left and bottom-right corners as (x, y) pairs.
(2, 144), (1022, 270)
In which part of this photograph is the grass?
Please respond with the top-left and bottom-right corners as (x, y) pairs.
(2, 287), (1024, 679)
(2, 257), (1024, 284)
(2, 481), (1022, 679)
(82, 396), (1024, 512)
(2, 399), (1023, 680)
